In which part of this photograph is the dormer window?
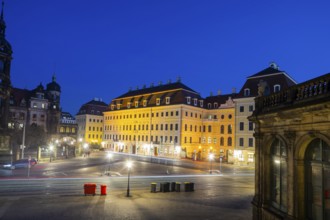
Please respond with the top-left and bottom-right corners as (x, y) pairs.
(156, 98), (161, 106)
(135, 101), (139, 108)
(117, 104), (121, 110)
(244, 88), (250, 97)
(127, 102), (131, 109)
(208, 103), (212, 109)
(274, 84), (281, 93)
(194, 98), (197, 106)
(186, 97), (191, 104)
(111, 105), (114, 110)
(214, 103), (218, 109)
(165, 97), (170, 105)
(200, 100), (204, 107)
(143, 100), (147, 107)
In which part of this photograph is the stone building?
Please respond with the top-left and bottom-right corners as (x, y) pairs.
(250, 73), (330, 219)
(234, 63), (297, 166)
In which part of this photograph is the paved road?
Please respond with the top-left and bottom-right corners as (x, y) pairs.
(0, 152), (254, 219)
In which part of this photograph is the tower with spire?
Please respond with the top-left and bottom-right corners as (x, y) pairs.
(0, 1), (12, 130)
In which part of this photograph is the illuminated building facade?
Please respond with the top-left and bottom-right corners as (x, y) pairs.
(76, 98), (107, 148)
(103, 80), (237, 160)
(250, 73), (330, 219)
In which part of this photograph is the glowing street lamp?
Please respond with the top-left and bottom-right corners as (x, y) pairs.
(49, 144), (54, 162)
(209, 153), (214, 174)
(126, 160), (133, 197)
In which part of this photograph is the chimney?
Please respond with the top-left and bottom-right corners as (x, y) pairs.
(150, 82), (154, 88)
(177, 76), (181, 83)
(217, 90), (221, 96)
(232, 87), (237, 94)
(159, 81), (163, 86)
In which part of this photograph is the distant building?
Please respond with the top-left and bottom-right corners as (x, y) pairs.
(233, 63), (297, 166)
(250, 73), (330, 219)
(0, 2), (13, 160)
(76, 98), (107, 150)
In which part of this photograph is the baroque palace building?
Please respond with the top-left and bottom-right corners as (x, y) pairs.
(103, 79), (237, 160)
(250, 73), (330, 219)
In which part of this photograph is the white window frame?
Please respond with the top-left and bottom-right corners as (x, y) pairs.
(135, 101), (139, 108)
(244, 88), (250, 96)
(143, 100), (147, 107)
(274, 84), (281, 93)
(165, 97), (170, 105)
(194, 98), (197, 106)
(156, 98), (161, 106)
(186, 97), (191, 104)
(127, 102), (131, 109)
(200, 100), (204, 107)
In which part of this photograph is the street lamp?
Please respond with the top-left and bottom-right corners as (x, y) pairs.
(49, 144), (54, 162)
(209, 153), (214, 174)
(126, 160), (133, 197)
(106, 152), (112, 176)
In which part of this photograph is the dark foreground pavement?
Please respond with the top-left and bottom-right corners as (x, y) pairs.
(0, 175), (254, 220)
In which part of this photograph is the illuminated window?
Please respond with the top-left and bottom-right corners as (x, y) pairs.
(208, 137), (212, 144)
(135, 101), (139, 107)
(127, 102), (131, 108)
(156, 98), (160, 106)
(143, 100), (147, 107)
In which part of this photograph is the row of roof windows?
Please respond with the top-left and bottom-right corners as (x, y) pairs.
(111, 97), (204, 110)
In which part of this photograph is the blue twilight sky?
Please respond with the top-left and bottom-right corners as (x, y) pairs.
(4, 0), (330, 115)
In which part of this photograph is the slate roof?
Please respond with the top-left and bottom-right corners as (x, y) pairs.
(109, 82), (203, 110)
(237, 63), (297, 98)
(76, 99), (108, 115)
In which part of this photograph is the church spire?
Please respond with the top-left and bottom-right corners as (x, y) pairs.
(0, 1), (6, 37)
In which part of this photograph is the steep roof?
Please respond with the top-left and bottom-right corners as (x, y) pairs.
(76, 98), (108, 115)
(115, 82), (199, 99)
(109, 81), (203, 110)
(237, 63), (297, 98)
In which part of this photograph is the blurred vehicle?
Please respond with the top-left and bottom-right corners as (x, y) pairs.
(11, 158), (38, 169)
(1, 162), (13, 169)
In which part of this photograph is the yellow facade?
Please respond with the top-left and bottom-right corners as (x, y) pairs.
(103, 103), (235, 160)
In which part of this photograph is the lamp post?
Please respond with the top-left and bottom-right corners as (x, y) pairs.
(219, 156), (222, 173)
(49, 144), (54, 162)
(106, 152), (112, 176)
(126, 160), (132, 197)
(209, 153), (214, 174)
(21, 121), (26, 159)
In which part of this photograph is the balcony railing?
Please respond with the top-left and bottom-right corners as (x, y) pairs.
(255, 73), (330, 114)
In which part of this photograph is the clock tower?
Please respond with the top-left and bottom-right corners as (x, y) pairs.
(0, 1), (12, 130)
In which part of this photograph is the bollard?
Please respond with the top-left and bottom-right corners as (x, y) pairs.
(184, 182), (191, 192)
(151, 182), (157, 193)
(175, 182), (181, 192)
(171, 182), (176, 192)
(100, 184), (107, 195)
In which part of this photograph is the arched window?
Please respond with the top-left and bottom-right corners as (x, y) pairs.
(271, 138), (287, 212)
(220, 125), (225, 134)
(228, 137), (232, 146)
(60, 127), (64, 133)
(220, 137), (224, 146)
(228, 125), (232, 134)
(305, 138), (330, 219)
